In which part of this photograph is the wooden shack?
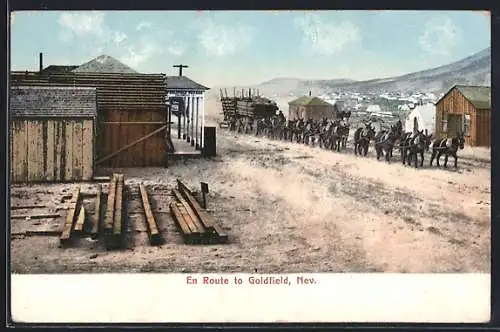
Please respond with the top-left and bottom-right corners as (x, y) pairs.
(435, 85), (491, 147)
(10, 70), (168, 167)
(9, 86), (97, 183)
(288, 96), (337, 121)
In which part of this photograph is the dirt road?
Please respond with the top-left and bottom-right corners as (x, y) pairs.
(10, 122), (490, 273)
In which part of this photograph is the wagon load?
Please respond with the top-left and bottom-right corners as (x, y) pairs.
(236, 96), (278, 118)
(219, 88), (280, 133)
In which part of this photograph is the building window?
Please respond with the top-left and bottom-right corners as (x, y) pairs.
(441, 111), (447, 133)
(463, 113), (471, 136)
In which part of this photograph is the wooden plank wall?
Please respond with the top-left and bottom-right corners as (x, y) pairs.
(304, 105), (336, 121)
(434, 88), (491, 146)
(11, 118), (94, 183)
(476, 109), (491, 147)
(11, 71), (168, 167)
(98, 110), (166, 167)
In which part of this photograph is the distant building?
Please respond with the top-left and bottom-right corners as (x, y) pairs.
(365, 104), (382, 113)
(404, 103), (436, 135)
(288, 95), (338, 121)
(435, 85), (491, 147)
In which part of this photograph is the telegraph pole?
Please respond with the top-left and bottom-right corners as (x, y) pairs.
(173, 64), (189, 77)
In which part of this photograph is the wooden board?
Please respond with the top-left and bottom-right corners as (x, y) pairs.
(72, 120), (83, 180)
(26, 120), (40, 182)
(172, 189), (205, 233)
(174, 200), (198, 235)
(139, 184), (163, 245)
(73, 206), (86, 234)
(113, 174), (124, 236)
(54, 121), (64, 182)
(169, 202), (198, 244)
(89, 184), (102, 238)
(177, 181), (228, 243)
(45, 120), (55, 181)
(103, 175), (117, 233)
(11, 205), (46, 210)
(60, 186), (80, 246)
(64, 121), (74, 181)
(12, 121), (28, 182)
(82, 120), (94, 180)
(11, 213), (60, 220)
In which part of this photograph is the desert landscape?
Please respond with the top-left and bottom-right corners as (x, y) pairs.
(10, 104), (491, 273)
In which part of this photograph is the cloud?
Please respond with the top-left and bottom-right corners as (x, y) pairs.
(59, 12), (105, 37)
(58, 12), (129, 49)
(120, 42), (160, 68)
(136, 21), (152, 31)
(419, 16), (461, 56)
(294, 13), (361, 56)
(167, 42), (186, 56)
(196, 18), (254, 56)
(113, 31), (128, 44)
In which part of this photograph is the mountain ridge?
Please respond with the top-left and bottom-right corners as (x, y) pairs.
(209, 47), (490, 98)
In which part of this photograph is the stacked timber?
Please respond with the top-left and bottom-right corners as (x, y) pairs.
(236, 96), (278, 118)
(103, 173), (125, 250)
(169, 179), (228, 244)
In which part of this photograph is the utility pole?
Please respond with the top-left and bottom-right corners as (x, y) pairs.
(173, 64), (189, 77)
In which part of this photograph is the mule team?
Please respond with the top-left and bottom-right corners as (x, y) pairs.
(231, 111), (466, 169)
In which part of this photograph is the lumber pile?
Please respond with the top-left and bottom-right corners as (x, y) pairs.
(170, 179), (228, 244)
(104, 173), (125, 250)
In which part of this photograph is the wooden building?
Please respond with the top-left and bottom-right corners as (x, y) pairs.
(435, 85), (491, 147)
(165, 68), (210, 152)
(288, 95), (338, 121)
(9, 86), (97, 183)
(10, 68), (168, 167)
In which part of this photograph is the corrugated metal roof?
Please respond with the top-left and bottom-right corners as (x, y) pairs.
(455, 85), (491, 109)
(288, 96), (332, 106)
(10, 86), (97, 118)
(73, 54), (138, 74)
(165, 76), (209, 91)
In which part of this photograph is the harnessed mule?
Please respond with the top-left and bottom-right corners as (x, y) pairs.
(429, 133), (465, 168)
(353, 124), (375, 156)
(405, 130), (431, 168)
(398, 132), (413, 165)
(374, 126), (399, 162)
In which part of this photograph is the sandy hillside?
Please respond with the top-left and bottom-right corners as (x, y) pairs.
(10, 106), (490, 274)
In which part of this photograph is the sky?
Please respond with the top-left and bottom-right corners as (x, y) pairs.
(10, 10), (490, 87)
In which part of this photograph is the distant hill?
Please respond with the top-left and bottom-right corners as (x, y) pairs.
(321, 47), (491, 94)
(73, 54), (138, 74)
(208, 47), (490, 99)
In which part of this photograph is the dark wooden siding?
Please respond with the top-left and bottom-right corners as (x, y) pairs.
(476, 109), (491, 147)
(98, 109), (166, 167)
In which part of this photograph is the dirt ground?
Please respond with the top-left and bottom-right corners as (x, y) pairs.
(10, 115), (490, 273)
